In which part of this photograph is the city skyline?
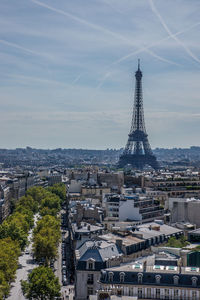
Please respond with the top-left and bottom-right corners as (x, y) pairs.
(1, 0), (200, 149)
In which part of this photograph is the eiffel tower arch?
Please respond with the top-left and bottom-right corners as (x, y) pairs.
(118, 60), (159, 170)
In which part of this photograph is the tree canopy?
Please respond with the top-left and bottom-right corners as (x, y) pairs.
(33, 215), (60, 264)
(47, 183), (66, 204)
(0, 184), (63, 298)
(166, 236), (189, 248)
(0, 237), (20, 298)
(21, 266), (61, 300)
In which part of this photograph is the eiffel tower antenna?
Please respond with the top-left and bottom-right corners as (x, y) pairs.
(118, 61), (159, 170)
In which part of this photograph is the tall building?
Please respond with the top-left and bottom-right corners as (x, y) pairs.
(118, 61), (159, 170)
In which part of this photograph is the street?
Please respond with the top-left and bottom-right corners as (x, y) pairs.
(55, 229), (75, 299)
(7, 215), (39, 300)
(55, 241), (62, 285)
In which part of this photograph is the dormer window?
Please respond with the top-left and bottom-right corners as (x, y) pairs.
(88, 263), (93, 269)
(137, 273), (143, 284)
(108, 272), (114, 282)
(192, 276), (198, 287)
(120, 272), (125, 283)
(155, 275), (161, 285)
(173, 275), (179, 286)
(87, 259), (95, 270)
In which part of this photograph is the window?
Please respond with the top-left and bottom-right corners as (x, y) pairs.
(87, 274), (94, 284)
(155, 275), (161, 285)
(192, 291), (197, 300)
(173, 275), (179, 286)
(119, 272), (125, 283)
(129, 288), (133, 296)
(192, 276), (198, 287)
(137, 273), (143, 284)
(147, 288), (151, 298)
(88, 263), (93, 269)
(165, 289), (169, 300)
(87, 287), (93, 296)
(87, 259), (95, 270)
(181, 290), (185, 300)
(174, 289), (179, 300)
(156, 289), (160, 299)
(108, 272), (113, 282)
(138, 288), (142, 298)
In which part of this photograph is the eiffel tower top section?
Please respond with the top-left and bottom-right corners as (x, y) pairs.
(118, 60), (159, 170)
(136, 59), (142, 80)
(130, 59), (146, 136)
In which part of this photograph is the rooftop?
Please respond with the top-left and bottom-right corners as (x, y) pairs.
(189, 228), (200, 235)
(99, 233), (144, 246)
(133, 222), (183, 239)
(72, 222), (103, 234)
(76, 240), (121, 262)
(104, 260), (200, 276)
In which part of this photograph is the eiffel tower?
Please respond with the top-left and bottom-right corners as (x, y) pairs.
(118, 60), (159, 170)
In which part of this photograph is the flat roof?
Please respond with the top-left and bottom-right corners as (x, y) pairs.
(135, 222), (183, 239)
(99, 233), (144, 246)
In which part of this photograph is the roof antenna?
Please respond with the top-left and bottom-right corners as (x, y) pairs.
(138, 58), (140, 70)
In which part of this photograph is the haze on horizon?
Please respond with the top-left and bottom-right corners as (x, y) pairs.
(0, 0), (200, 150)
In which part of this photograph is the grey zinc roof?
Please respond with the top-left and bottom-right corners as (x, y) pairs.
(189, 228), (200, 235)
(134, 222), (183, 239)
(77, 240), (121, 262)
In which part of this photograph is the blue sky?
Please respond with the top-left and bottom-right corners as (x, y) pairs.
(1, 0), (200, 149)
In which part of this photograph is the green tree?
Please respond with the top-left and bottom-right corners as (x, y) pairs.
(0, 218), (27, 250)
(40, 192), (60, 209)
(33, 215), (60, 264)
(14, 206), (34, 229)
(33, 228), (58, 264)
(0, 238), (20, 283)
(8, 211), (30, 233)
(34, 215), (60, 236)
(26, 186), (48, 204)
(0, 271), (9, 300)
(16, 195), (38, 214)
(21, 266), (61, 300)
(40, 207), (58, 217)
(166, 236), (189, 248)
(48, 183), (66, 203)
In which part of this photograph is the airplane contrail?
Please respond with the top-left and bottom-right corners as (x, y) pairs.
(97, 20), (200, 88)
(31, 0), (178, 66)
(71, 74), (82, 85)
(145, 48), (181, 66)
(97, 72), (112, 89)
(31, 0), (138, 45)
(149, 0), (200, 64)
(96, 46), (179, 89)
(113, 20), (200, 65)
(0, 39), (46, 57)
